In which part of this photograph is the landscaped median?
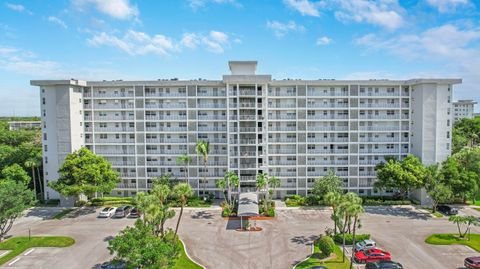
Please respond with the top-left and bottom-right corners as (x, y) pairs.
(172, 239), (203, 269)
(294, 243), (349, 269)
(0, 236), (75, 265)
(425, 234), (480, 252)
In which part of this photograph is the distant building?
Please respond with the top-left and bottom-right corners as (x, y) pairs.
(31, 61), (460, 204)
(8, 121), (41, 131)
(453, 100), (477, 122)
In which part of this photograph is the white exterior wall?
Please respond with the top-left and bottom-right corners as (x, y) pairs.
(40, 85), (84, 200)
(32, 63), (461, 201)
(453, 100), (477, 122)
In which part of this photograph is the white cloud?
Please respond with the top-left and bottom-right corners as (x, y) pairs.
(187, 0), (241, 10)
(89, 30), (234, 55)
(88, 30), (177, 56)
(316, 36), (332, 45)
(355, 23), (480, 105)
(283, 0), (324, 16)
(0, 46), (61, 77)
(425, 0), (471, 13)
(334, 0), (404, 31)
(72, 0), (139, 20)
(47, 16), (68, 29)
(266, 20), (305, 38)
(5, 2), (32, 14)
(181, 31), (232, 53)
(283, 0), (405, 30)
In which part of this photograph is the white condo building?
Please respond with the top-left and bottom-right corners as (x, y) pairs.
(31, 61), (460, 203)
(453, 100), (477, 122)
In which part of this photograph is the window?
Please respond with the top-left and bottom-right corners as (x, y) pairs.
(447, 131), (450, 138)
(43, 133), (47, 140)
(42, 97), (45, 105)
(44, 145), (48, 152)
(447, 143), (450, 150)
(45, 157), (48, 164)
(447, 119), (450, 126)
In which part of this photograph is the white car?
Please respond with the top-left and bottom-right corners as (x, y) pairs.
(355, 239), (376, 252)
(98, 207), (116, 218)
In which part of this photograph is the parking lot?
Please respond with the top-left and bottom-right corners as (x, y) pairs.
(1, 205), (479, 269)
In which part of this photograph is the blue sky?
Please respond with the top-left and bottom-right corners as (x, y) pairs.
(0, 0), (479, 116)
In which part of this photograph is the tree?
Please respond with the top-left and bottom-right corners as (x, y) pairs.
(318, 236), (335, 257)
(374, 154), (426, 197)
(324, 191), (342, 235)
(424, 165), (453, 212)
(176, 154), (192, 184)
(448, 215), (479, 238)
(452, 147), (480, 202)
(216, 177), (228, 203)
(24, 159), (38, 199)
(172, 183), (193, 238)
(0, 180), (35, 241)
(48, 148), (120, 199)
(256, 173), (269, 211)
(337, 192), (363, 263)
(440, 156), (478, 203)
(268, 175), (280, 199)
(135, 181), (176, 238)
(108, 220), (179, 269)
(312, 169), (343, 198)
(452, 117), (480, 153)
(1, 164), (30, 185)
(349, 203), (365, 269)
(223, 170), (239, 205)
(195, 140), (210, 197)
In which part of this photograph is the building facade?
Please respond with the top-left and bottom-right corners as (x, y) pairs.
(8, 121), (41, 131)
(31, 61), (460, 201)
(453, 100), (477, 122)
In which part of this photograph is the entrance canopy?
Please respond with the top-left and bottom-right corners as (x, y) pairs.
(237, 192), (259, 217)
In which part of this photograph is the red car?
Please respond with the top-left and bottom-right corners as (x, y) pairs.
(465, 257), (480, 269)
(355, 248), (391, 263)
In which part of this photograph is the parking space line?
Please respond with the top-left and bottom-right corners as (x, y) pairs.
(23, 248), (35, 256)
(8, 258), (20, 266)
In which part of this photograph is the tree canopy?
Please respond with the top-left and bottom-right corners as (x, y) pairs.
(48, 147), (120, 198)
(374, 154), (426, 196)
(452, 117), (480, 154)
(312, 169), (343, 197)
(1, 163), (31, 185)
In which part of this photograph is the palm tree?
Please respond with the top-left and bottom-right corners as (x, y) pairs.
(268, 175), (280, 199)
(195, 140), (210, 197)
(216, 178), (228, 203)
(338, 192), (362, 263)
(24, 159), (37, 200)
(324, 191), (342, 234)
(349, 203), (365, 269)
(173, 183), (193, 239)
(256, 173), (269, 212)
(224, 170), (239, 205)
(176, 154), (192, 184)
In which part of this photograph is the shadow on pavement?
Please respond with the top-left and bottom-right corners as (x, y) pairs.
(103, 235), (115, 242)
(67, 207), (97, 218)
(290, 235), (318, 245)
(225, 219), (240, 230)
(190, 211), (214, 219)
(364, 206), (431, 220)
(25, 207), (62, 219)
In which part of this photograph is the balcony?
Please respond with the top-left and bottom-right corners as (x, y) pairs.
(308, 115), (349, 120)
(197, 103), (227, 109)
(268, 115), (296, 120)
(146, 150), (185, 155)
(359, 160), (384, 165)
(89, 104), (135, 110)
(239, 115), (255, 120)
(210, 150), (228, 155)
(359, 92), (400, 97)
(85, 116), (135, 121)
(307, 103), (349, 108)
(96, 150), (136, 155)
(145, 103), (186, 109)
(239, 102), (256, 108)
(145, 127), (187, 132)
(239, 89), (256, 96)
(268, 103), (296, 108)
(269, 161), (296, 166)
(359, 149), (399, 154)
(239, 139), (257, 144)
(307, 126), (349, 131)
(268, 91), (296, 96)
(308, 160), (348, 165)
(90, 92), (134, 98)
(116, 183), (137, 189)
(91, 127), (135, 132)
(198, 127), (227, 132)
(358, 126), (400, 131)
(239, 127), (257, 132)
(89, 139), (135, 144)
(359, 103), (400, 108)
(145, 139), (187, 144)
(359, 137), (399, 143)
(110, 162), (136, 166)
(307, 138), (349, 143)
(307, 91), (348, 97)
(198, 115), (227, 120)
(307, 149), (349, 154)
(359, 172), (376, 177)
(145, 116), (187, 121)
(269, 149), (296, 154)
(269, 127), (296, 132)
(358, 115), (400, 120)
(272, 172), (296, 177)
(145, 92), (186, 97)
(197, 91), (226, 97)
(269, 138), (296, 143)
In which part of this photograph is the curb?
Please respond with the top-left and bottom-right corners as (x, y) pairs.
(180, 238), (206, 269)
(292, 241), (314, 269)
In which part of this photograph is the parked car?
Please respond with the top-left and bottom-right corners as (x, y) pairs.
(437, 204), (458, 215)
(355, 248), (391, 263)
(100, 261), (126, 269)
(465, 257), (480, 269)
(355, 239), (377, 252)
(114, 206), (132, 218)
(129, 207), (141, 218)
(98, 207), (116, 218)
(366, 260), (403, 269)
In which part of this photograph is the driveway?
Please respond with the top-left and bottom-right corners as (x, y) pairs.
(1, 205), (479, 269)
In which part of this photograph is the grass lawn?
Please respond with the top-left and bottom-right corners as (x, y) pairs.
(473, 208), (480, 212)
(52, 208), (75, 219)
(425, 234), (480, 252)
(172, 240), (203, 269)
(0, 236), (75, 265)
(295, 244), (350, 269)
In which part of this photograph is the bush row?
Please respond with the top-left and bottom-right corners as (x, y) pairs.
(333, 233), (370, 245)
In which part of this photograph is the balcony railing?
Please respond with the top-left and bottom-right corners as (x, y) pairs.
(308, 161), (348, 165)
(116, 183), (137, 189)
(359, 149), (399, 154)
(268, 115), (296, 120)
(145, 103), (186, 109)
(307, 91), (348, 96)
(145, 92), (186, 97)
(307, 149), (349, 154)
(197, 103), (227, 109)
(359, 92), (400, 97)
(269, 138), (296, 143)
(145, 127), (187, 132)
(268, 103), (296, 108)
(145, 139), (187, 144)
(145, 116), (187, 121)
(198, 115), (227, 120)
(307, 126), (349, 131)
(269, 127), (296, 131)
(89, 93), (134, 98)
(307, 103), (349, 108)
(197, 91), (226, 97)
(307, 138), (349, 143)
(198, 127), (227, 132)
(359, 103), (400, 108)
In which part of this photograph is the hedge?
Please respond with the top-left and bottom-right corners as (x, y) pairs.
(318, 236), (335, 257)
(333, 233), (370, 245)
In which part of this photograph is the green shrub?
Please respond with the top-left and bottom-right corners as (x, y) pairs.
(333, 233), (370, 245)
(284, 195), (306, 207)
(74, 200), (87, 207)
(362, 199), (411, 206)
(89, 197), (134, 206)
(318, 236), (335, 257)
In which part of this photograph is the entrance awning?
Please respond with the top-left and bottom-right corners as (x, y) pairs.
(237, 192), (259, 217)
